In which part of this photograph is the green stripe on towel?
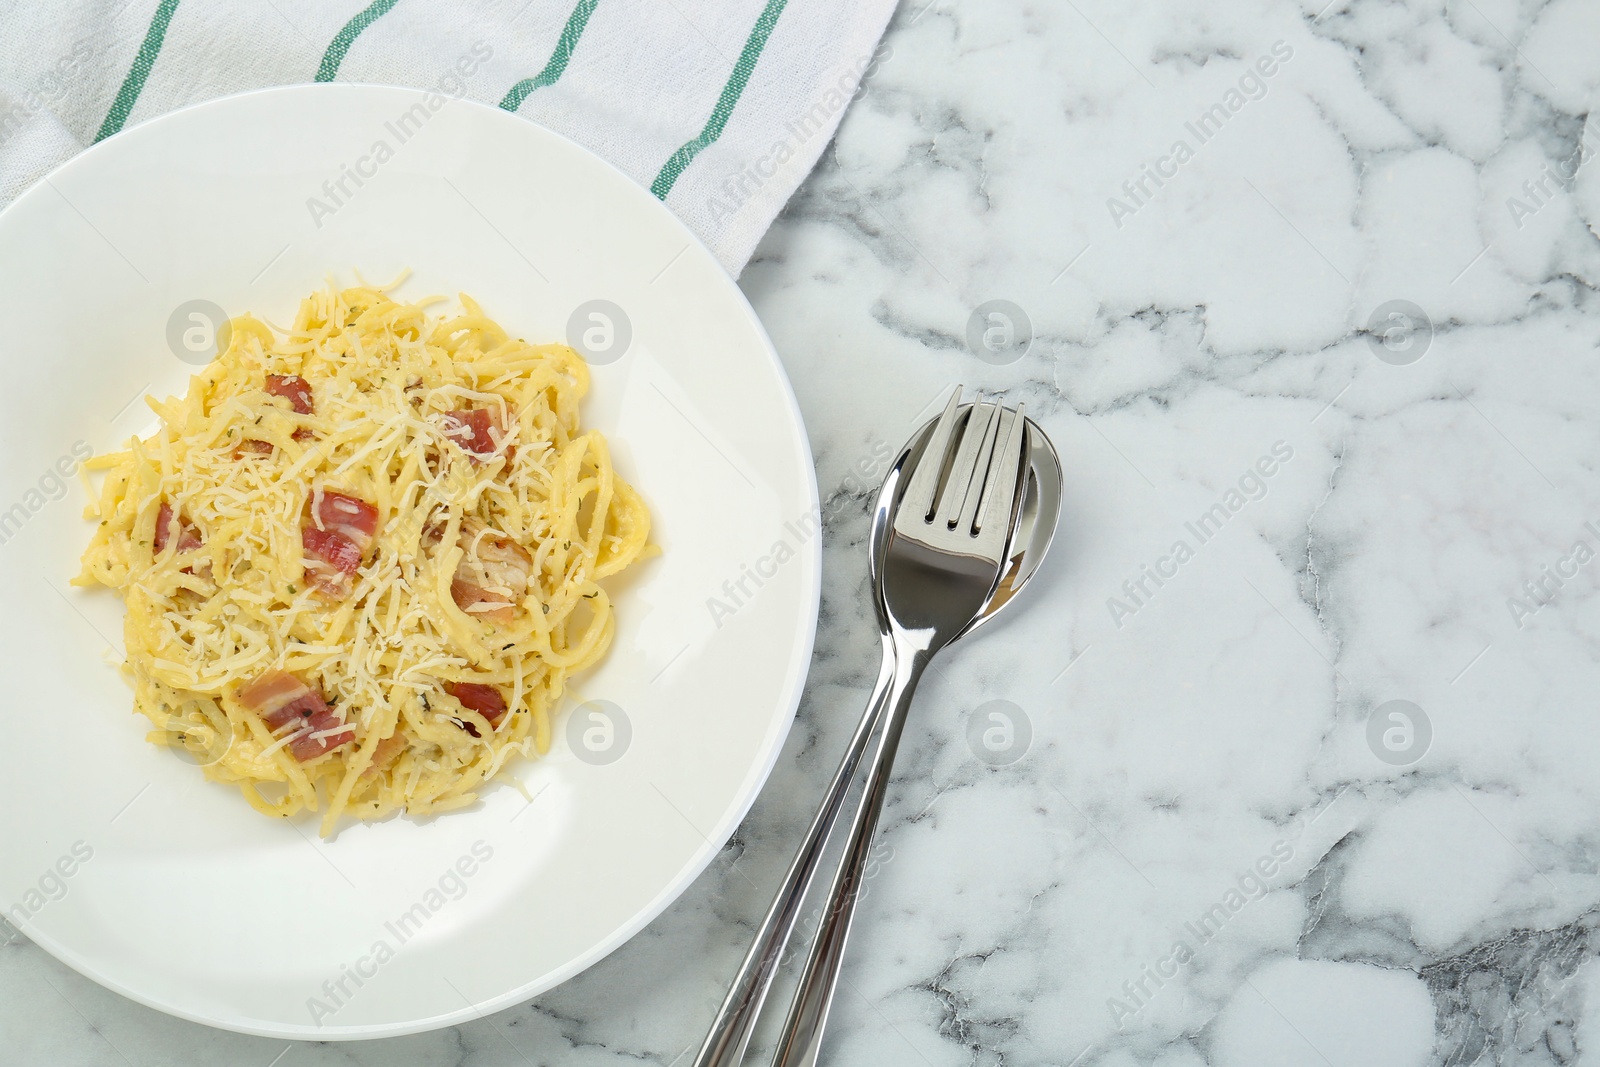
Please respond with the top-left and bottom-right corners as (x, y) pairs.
(650, 0), (789, 200)
(94, 0), (181, 142)
(499, 0), (601, 111)
(316, 0), (403, 82)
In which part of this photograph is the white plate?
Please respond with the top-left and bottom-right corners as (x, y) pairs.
(0, 84), (818, 1039)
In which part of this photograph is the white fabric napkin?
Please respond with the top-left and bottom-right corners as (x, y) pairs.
(0, 0), (896, 274)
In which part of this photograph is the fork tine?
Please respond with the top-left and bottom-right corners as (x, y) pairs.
(938, 402), (999, 530)
(975, 403), (1026, 536)
(901, 386), (962, 521)
(955, 404), (1005, 533)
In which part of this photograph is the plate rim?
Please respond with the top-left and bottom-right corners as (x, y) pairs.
(0, 81), (821, 1039)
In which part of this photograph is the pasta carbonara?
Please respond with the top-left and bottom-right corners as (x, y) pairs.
(75, 282), (650, 835)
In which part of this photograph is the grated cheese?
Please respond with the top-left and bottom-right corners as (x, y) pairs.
(75, 282), (651, 836)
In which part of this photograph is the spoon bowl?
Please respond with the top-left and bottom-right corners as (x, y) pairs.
(870, 403), (1063, 639)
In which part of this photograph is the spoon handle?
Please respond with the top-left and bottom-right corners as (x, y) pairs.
(771, 646), (928, 1067)
(690, 637), (899, 1067)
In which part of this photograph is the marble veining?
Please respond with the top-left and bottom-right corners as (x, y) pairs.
(10, 0), (1600, 1064)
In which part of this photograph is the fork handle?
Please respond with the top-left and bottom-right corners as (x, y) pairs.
(690, 636), (901, 1067)
(771, 646), (926, 1067)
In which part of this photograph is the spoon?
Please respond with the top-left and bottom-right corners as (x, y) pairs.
(768, 405), (1063, 1067)
(878, 404), (1062, 640)
(691, 395), (1062, 1067)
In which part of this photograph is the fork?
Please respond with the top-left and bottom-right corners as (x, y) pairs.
(692, 389), (1029, 1067)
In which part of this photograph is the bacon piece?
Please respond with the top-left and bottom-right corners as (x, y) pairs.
(237, 670), (327, 729)
(302, 526), (364, 597)
(265, 374), (314, 415)
(287, 710), (356, 762)
(441, 408), (509, 462)
(445, 682), (507, 728)
(362, 730), (407, 778)
(234, 438), (274, 458)
(302, 489), (380, 598)
(153, 502), (202, 554)
(448, 520), (533, 625)
(236, 670), (354, 762)
(441, 409), (493, 455)
(232, 433), (309, 457)
(449, 577), (516, 625)
(311, 489), (379, 552)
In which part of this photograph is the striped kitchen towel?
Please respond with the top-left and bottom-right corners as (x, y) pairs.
(0, 0), (896, 274)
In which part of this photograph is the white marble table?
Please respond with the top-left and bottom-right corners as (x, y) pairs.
(11, 0), (1600, 1063)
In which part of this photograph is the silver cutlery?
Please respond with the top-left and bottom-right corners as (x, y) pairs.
(692, 388), (1062, 1067)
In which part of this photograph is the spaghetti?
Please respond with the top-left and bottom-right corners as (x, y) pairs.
(75, 282), (650, 835)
